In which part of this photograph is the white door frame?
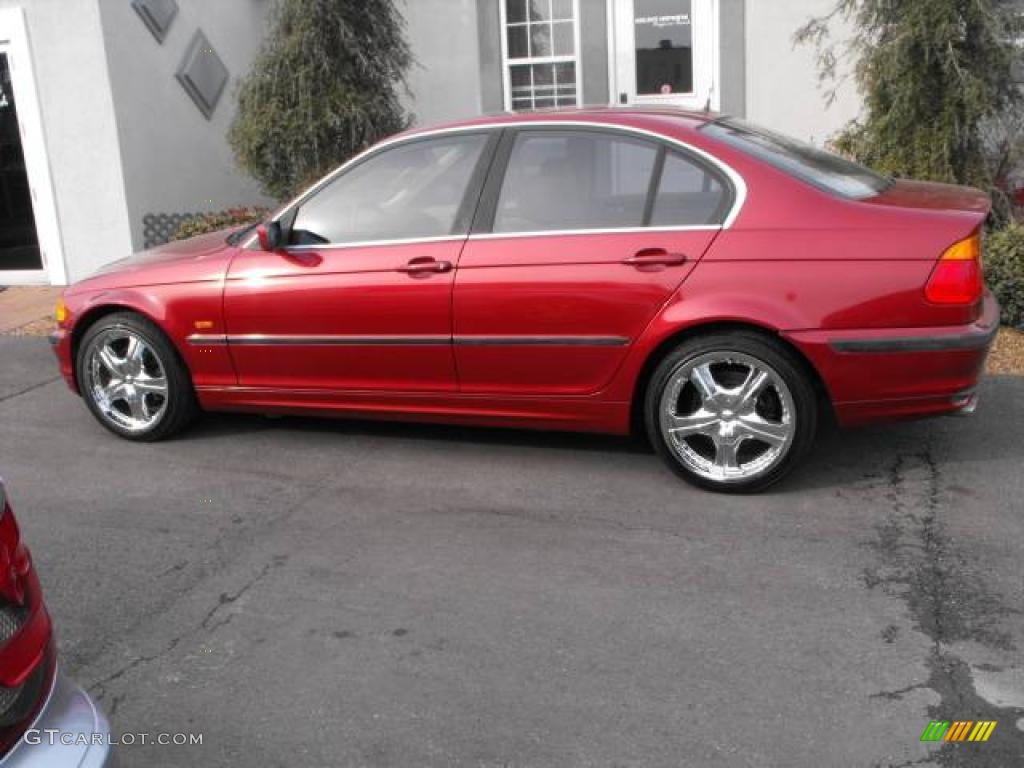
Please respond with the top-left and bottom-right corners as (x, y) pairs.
(608, 0), (720, 112)
(0, 7), (66, 285)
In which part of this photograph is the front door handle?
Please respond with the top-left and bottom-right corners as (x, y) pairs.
(397, 257), (453, 275)
(622, 249), (687, 267)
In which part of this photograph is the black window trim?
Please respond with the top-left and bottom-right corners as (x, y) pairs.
(469, 125), (737, 237)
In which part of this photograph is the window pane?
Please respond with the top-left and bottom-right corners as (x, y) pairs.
(291, 135), (488, 245)
(507, 25), (528, 59)
(552, 21), (574, 56)
(634, 0), (694, 95)
(703, 118), (890, 199)
(506, 0), (527, 24)
(494, 131), (658, 233)
(650, 152), (728, 226)
(551, 0), (573, 21)
(530, 22), (552, 57)
(528, 0), (551, 21)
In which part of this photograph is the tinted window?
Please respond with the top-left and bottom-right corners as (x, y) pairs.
(703, 117), (890, 199)
(493, 131), (658, 233)
(651, 151), (728, 226)
(290, 134), (488, 245)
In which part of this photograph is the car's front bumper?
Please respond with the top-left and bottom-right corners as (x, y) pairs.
(1, 671), (114, 768)
(786, 291), (1001, 426)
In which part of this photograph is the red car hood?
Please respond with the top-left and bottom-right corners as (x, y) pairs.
(69, 228), (241, 294)
(865, 179), (991, 217)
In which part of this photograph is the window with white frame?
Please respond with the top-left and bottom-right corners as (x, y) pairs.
(501, 0), (580, 111)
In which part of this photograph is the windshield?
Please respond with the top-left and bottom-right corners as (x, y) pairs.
(702, 117), (891, 200)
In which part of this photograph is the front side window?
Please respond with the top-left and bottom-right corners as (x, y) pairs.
(493, 130), (659, 233)
(289, 134), (488, 245)
(702, 118), (891, 200)
(502, 0), (580, 110)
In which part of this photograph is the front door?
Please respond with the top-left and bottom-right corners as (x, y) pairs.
(611, 0), (718, 111)
(223, 131), (495, 393)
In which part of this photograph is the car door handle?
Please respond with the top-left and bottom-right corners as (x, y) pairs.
(622, 249), (687, 267)
(397, 257), (453, 275)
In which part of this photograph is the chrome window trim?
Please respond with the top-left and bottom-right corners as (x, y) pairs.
(243, 119), (748, 249)
(285, 235), (466, 253)
(467, 225), (720, 241)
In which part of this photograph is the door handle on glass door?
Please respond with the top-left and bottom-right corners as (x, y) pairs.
(622, 249), (687, 267)
(397, 257), (453, 275)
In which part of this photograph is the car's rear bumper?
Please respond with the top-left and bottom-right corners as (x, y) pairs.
(786, 291), (1000, 427)
(2, 670), (114, 768)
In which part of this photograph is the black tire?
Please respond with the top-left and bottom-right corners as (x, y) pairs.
(644, 331), (818, 493)
(76, 312), (198, 441)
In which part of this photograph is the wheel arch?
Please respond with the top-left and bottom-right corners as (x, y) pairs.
(629, 320), (835, 440)
(70, 302), (193, 391)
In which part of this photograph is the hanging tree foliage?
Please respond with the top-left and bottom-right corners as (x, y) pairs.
(796, 0), (1022, 216)
(229, 0), (412, 201)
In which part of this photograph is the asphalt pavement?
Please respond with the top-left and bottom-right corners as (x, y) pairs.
(1, 335), (1022, 767)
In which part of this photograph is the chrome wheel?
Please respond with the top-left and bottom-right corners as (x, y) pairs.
(85, 330), (169, 433)
(658, 351), (796, 484)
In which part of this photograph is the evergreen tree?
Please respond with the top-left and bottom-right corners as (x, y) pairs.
(796, 0), (1022, 216)
(230, 0), (412, 201)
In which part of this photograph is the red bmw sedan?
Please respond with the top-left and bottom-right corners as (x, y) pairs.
(50, 109), (998, 492)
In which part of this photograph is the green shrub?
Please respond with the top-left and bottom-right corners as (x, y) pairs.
(985, 223), (1024, 328)
(171, 207), (270, 242)
(229, 0), (411, 201)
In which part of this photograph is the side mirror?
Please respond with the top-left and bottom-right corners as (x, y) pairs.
(257, 221), (284, 252)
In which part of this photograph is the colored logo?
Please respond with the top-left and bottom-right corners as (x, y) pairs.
(921, 721), (997, 742)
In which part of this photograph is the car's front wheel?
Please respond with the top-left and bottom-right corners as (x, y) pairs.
(76, 312), (197, 441)
(644, 332), (818, 493)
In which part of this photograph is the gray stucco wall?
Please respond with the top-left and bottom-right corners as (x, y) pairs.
(97, 0), (274, 253)
(476, 0), (504, 114)
(719, 0), (745, 116)
(0, 0), (133, 282)
(579, 0), (609, 106)
(402, 0), (483, 125)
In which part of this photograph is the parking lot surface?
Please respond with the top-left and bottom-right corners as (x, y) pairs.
(1, 336), (1022, 767)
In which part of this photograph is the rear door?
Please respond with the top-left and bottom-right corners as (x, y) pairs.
(453, 127), (732, 395)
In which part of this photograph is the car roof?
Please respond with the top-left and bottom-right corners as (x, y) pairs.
(399, 106), (722, 139)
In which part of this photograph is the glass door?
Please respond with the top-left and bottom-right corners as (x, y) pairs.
(612, 0), (717, 111)
(0, 50), (42, 273)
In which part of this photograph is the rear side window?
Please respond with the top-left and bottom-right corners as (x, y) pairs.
(491, 129), (732, 234)
(493, 131), (658, 233)
(703, 117), (890, 199)
(290, 134), (488, 245)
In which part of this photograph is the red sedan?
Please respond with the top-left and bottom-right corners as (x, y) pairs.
(50, 109), (998, 492)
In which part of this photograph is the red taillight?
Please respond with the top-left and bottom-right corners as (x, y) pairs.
(925, 234), (984, 305)
(0, 482), (54, 758)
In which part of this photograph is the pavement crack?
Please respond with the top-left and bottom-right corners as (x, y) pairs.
(0, 375), (60, 404)
(863, 447), (1024, 767)
(200, 555), (286, 633)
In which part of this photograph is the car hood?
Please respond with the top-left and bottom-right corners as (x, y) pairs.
(68, 228), (242, 294)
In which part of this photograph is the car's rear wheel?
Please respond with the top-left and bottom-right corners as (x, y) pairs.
(644, 332), (817, 493)
(76, 312), (197, 441)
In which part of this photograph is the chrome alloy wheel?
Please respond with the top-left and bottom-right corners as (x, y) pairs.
(658, 351), (796, 484)
(85, 330), (169, 433)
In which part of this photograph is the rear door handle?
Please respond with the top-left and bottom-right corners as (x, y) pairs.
(622, 249), (687, 267)
(397, 257), (453, 275)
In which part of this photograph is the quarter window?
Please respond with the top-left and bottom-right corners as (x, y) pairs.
(289, 134), (488, 246)
(502, 0), (580, 110)
(493, 130), (659, 233)
(650, 151), (728, 226)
